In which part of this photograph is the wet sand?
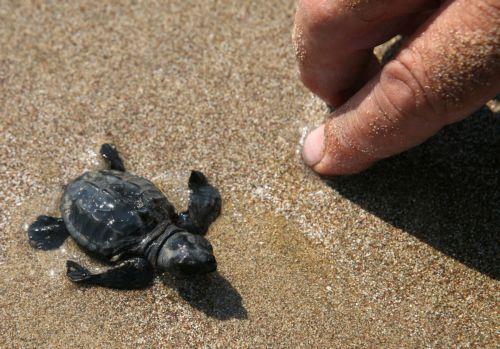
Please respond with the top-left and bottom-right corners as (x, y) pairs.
(0, 1), (498, 348)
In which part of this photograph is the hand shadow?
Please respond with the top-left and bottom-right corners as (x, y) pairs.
(160, 271), (248, 320)
(323, 105), (499, 280)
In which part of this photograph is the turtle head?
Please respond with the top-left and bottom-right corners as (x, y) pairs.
(156, 231), (217, 276)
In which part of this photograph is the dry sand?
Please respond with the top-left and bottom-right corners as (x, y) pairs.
(0, 1), (498, 348)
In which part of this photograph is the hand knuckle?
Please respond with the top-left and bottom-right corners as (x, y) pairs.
(380, 48), (442, 124)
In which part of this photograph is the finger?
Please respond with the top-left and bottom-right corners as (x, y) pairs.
(294, 0), (439, 106)
(303, 0), (500, 175)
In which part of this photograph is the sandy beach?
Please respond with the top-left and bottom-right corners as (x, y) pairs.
(0, 1), (498, 347)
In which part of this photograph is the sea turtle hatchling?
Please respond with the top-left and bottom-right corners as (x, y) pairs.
(28, 144), (221, 289)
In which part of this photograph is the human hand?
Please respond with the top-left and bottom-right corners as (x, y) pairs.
(295, 0), (499, 175)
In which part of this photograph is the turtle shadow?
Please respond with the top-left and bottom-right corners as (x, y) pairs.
(323, 106), (499, 280)
(160, 272), (248, 320)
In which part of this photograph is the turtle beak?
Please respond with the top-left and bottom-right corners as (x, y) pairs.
(177, 253), (217, 275)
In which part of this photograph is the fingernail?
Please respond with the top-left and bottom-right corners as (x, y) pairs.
(302, 125), (325, 167)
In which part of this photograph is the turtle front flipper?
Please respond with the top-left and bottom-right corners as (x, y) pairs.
(100, 143), (125, 171)
(27, 215), (69, 250)
(66, 258), (154, 289)
(176, 171), (221, 235)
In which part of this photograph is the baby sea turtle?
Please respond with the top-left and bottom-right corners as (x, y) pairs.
(28, 144), (221, 289)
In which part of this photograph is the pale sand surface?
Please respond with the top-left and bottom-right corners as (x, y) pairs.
(0, 1), (498, 348)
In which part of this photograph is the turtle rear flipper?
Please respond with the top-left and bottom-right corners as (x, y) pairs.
(66, 258), (154, 290)
(27, 215), (69, 250)
(66, 260), (93, 282)
(176, 171), (221, 235)
(100, 143), (125, 171)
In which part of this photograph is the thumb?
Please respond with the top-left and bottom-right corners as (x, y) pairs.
(303, 0), (500, 175)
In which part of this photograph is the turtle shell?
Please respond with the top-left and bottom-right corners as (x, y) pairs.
(61, 170), (175, 258)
